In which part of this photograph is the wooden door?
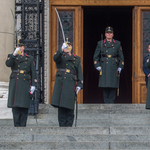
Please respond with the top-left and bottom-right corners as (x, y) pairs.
(49, 6), (83, 103)
(132, 7), (150, 103)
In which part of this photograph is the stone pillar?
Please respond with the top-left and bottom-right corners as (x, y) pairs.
(0, 0), (15, 81)
(44, 0), (50, 104)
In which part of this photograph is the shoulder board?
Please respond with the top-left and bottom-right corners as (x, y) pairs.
(73, 54), (77, 58)
(103, 39), (106, 43)
(113, 39), (116, 43)
(25, 53), (30, 58)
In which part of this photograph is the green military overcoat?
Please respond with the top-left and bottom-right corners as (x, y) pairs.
(5, 53), (37, 108)
(145, 55), (150, 109)
(51, 49), (83, 110)
(93, 39), (124, 88)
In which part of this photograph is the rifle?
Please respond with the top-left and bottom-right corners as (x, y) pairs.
(117, 71), (120, 96)
(75, 93), (78, 127)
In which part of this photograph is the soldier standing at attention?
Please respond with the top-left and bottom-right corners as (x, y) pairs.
(145, 54), (150, 109)
(143, 44), (150, 87)
(93, 27), (124, 103)
(5, 39), (37, 127)
(51, 39), (83, 127)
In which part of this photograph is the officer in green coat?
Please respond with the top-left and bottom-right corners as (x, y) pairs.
(51, 39), (83, 127)
(145, 55), (150, 109)
(5, 39), (37, 127)
(93, 27), (124, 103)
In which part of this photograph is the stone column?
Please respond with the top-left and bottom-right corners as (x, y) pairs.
(0, 0), (15, 81)
(44, 0), (50, 104)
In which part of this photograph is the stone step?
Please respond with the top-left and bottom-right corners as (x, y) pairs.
(39, 104), (147, 112)
(1, 126), (150, 135)
(0, 141), (150, 149)
(2, 134), (150, 142)
(1, 117), (150, 127)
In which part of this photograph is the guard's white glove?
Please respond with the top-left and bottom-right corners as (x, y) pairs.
(118, 67), (122, 74)
(14, 47), (20, 55)
(96, 66), (101, 71)
(76, 86), (81, 94)
(30, 86), (36, 94)
(62, 43), (67, 50)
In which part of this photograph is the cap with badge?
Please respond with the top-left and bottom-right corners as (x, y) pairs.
(65, 38), (72, 51)
(105, 26), (114, 33)
(18, 39), (25, 47)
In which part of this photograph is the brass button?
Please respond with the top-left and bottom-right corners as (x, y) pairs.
(107, 62), (108, 64)
(72, 66), (74, 67)
(66, 64), (68, 65)
(74, 62), (75, 63)
(65, 73), (66, 74)
(18, 65), (20, 67)
(17, 78), (19, 79)
(25, 66), (26, 68)
(107, 58), (108, 60)
(24, 74), (26, 76)
(24, 79), (25, 80)
(17, 73), (19, 75)
(64, 77), (66, 79)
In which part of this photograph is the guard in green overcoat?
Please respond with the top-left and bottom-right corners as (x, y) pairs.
(5, 39), (37, 127)
(93, 27), (124, 103)
(145, 55), (150, 109)
(51, 39), (83, 127)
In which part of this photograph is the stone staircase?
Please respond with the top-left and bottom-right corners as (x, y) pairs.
(1, 104), (150, 149)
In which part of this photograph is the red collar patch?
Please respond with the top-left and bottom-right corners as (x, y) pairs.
(104, 39), (106, 43)
(113, 39), (116, 43)
(25, 53), (30, 58)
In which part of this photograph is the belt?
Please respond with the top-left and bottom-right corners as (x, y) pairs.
(12, 70), (30, 74)
(57, 69), (76, 75)
(102, 54), (117, 58)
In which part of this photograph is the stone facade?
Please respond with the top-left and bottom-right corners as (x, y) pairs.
(0, 0), (50, 104)
(0, 0), (15, 82)
(44, 0), (50, 104)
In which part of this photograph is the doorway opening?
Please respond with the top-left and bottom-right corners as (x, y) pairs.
(83, 6), (133, 103)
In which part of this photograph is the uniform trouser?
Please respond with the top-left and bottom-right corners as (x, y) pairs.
(103, 88), (116, 103)
(58, 107), (74, 127)
(12, 107), (28, 127)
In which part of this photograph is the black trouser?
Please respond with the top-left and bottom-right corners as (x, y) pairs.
(58, 107), (74, 127)
(103, 88), (116, 103)
(12, 107), (28, 127)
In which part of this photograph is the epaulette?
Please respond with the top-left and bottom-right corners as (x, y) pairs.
(103, 39), (106, 43)
(73, 54), (77, 58)
(25, 53), (30, 58)
(113, 39), (116, 43)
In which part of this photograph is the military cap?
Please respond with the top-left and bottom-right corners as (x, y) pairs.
(65, 38), (72, 46)
(18, 39), (25, 46)
(105, 26), (114, 33)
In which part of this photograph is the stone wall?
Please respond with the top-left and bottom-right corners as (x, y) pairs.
(0, 1), (15, 82)
(44, 0), (50, 104)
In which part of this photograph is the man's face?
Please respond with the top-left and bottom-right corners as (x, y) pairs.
(64, 45), (72, 53)
(105, 32), (114, 39)
(20, 46), (25, 53)
(148, 45), (150, 53)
